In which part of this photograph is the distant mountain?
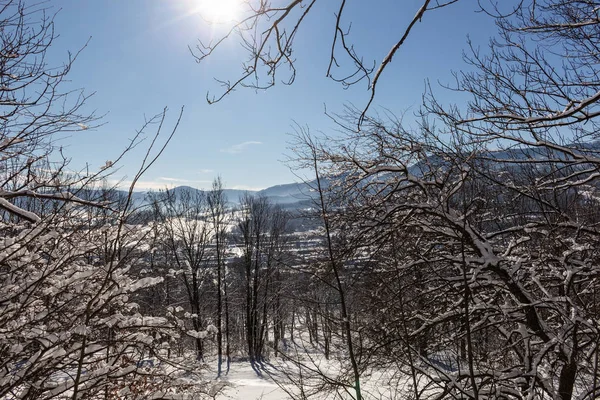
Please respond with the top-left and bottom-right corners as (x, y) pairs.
(156, 186), (253, 202)
(258, 182), (306, 197)
(257, 182), (314, 205)
(122, 141), (600, 209)
(222, 189), (255, 203)
(165, 182), (316, 207)
(116, 181), (316, 209)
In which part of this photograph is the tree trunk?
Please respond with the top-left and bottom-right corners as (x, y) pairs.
(224, 269), (231, 374)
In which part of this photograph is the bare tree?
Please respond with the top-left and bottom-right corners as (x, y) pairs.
(195, 1), (600, 398)
(151, 188), (212, 362)
(235, 193), (289, 365)
(207, 177), (230, 375)
(192, 0), (460, 120)
(290, 98), (600, 398)
(0, 2), (219, 397)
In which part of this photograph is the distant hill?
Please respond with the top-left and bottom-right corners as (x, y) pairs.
(121, 141), (600, 209)
(257, 182), (314, 205)
(116, 181), (316, 209)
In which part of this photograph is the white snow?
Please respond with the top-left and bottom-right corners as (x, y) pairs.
(215, 363), (288, 400)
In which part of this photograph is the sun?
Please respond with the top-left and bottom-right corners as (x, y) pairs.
(198, 0), (242, 23)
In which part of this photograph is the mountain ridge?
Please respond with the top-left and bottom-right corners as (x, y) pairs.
(125, 181), (315, 208)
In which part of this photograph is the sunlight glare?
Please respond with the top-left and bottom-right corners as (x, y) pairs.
(198, 0), (242, 23)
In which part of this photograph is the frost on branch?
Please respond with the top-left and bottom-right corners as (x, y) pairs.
(0, 2), (206, 398)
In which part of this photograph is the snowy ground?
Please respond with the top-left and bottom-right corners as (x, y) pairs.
(211, 356), (417, 400)
(215, 362), (288, 400)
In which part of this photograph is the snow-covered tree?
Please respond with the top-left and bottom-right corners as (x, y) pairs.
(0, 2), (212, 398)
(279, 2), (600, 398)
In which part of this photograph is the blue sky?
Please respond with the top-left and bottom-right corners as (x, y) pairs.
(48, 0), (496, 190)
